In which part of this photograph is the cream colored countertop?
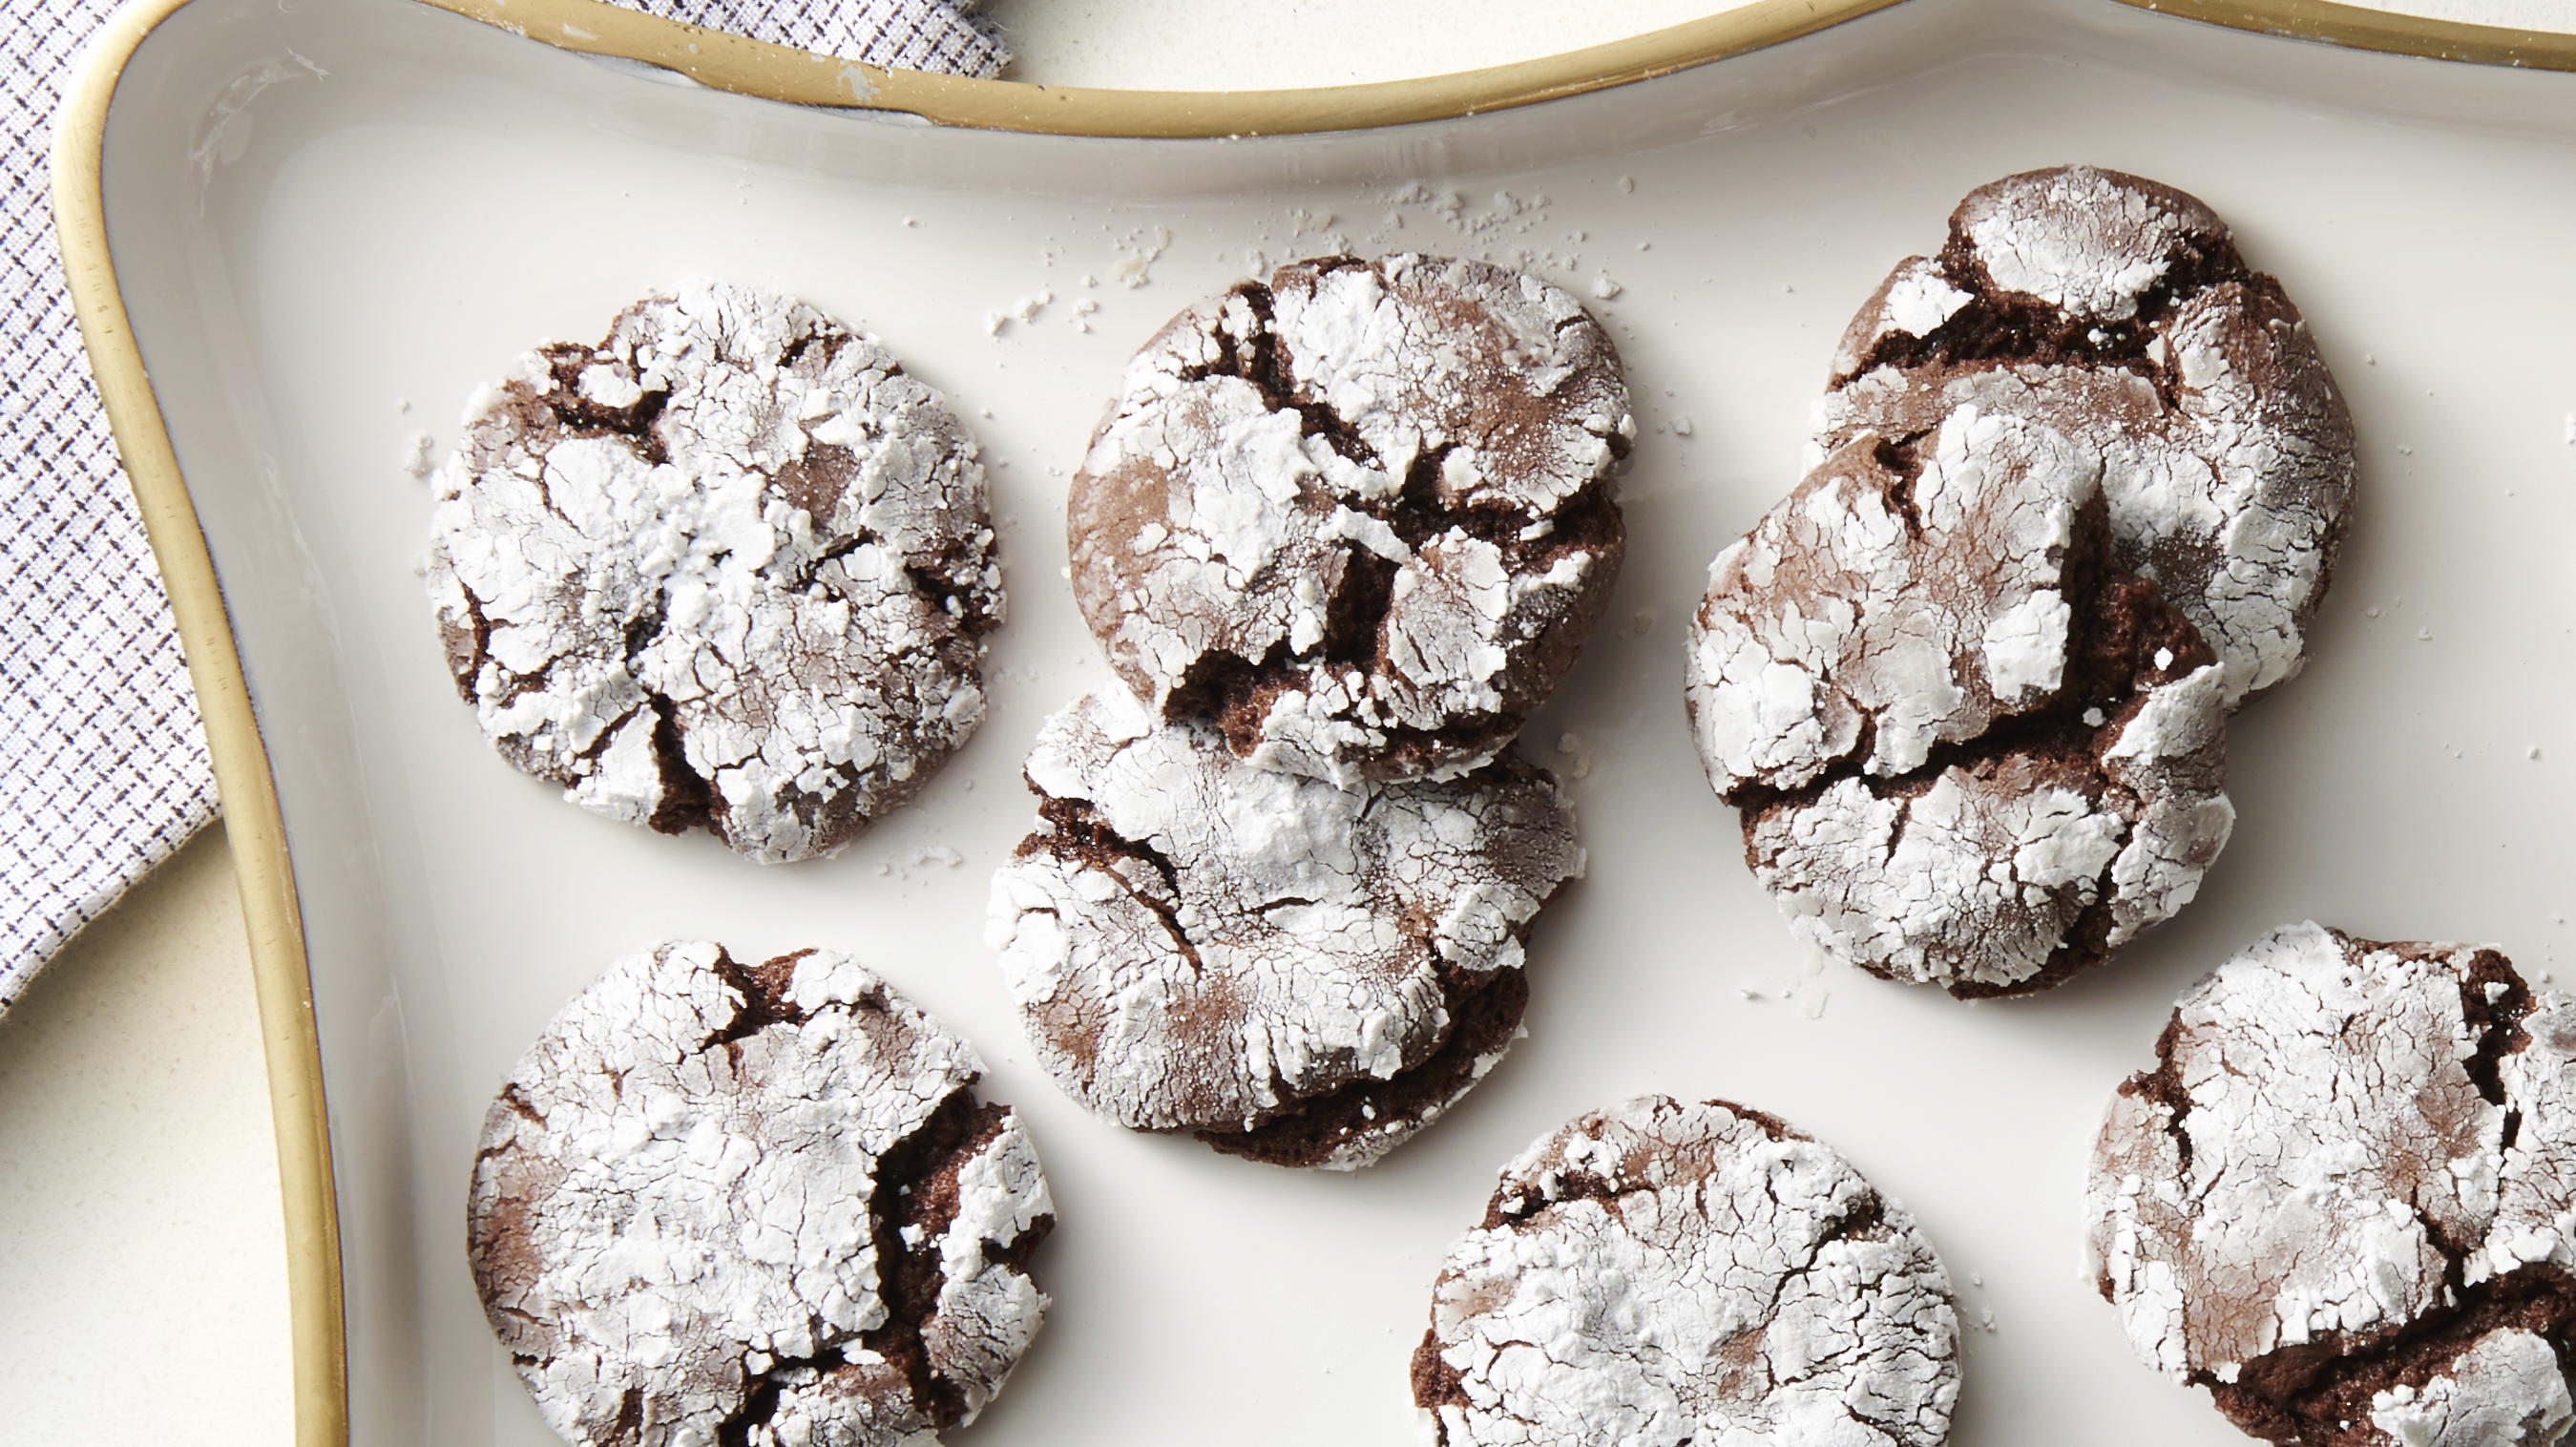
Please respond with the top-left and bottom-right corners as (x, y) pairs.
(2, 0), (2564, 1440)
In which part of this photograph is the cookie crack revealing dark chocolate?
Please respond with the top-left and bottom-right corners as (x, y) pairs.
(1197, 959), (1529, 1169)
(468, 942), (1053, 1447)
(1067, 252), (1634, 786)
(2087, 925), (2576, 1447)
(424, 279), (1004, 865)
(988, 687), (1584, 1170)
(1687, 408), (2234, 996)
(1416, 1097), (1959, 1447)
(1812, 165), (2356, 711)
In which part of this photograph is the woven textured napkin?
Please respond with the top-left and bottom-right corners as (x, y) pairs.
(0, 0), (1008, 1018)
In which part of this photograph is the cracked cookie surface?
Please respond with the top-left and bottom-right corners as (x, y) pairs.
(469, 941), (1052, 1447)
(1414, 1095), (1960, 1447)
(1811, 165), (2355, 711)
(1067, 252), (1633, 786)
(427, 279), (1001, 864)
(984, 686), (1582, 1169)
(2087, 922), (2576, 1447)
(1686, 407), (2234, 996)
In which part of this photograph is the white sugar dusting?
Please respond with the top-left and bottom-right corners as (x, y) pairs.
(425, 280), (1001, 863)
(986, 687), (1582, 1169)
(1422, 1097), (1958, 1446)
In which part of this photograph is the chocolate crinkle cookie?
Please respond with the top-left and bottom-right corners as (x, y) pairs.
(426, 279), (1002, 864)
(1067, 252), (1633, 786)
(984, 686), (1582, 1169)
(1414, 1096), (1960, 1447)
(2088, 922), (2576, 1447)
(1685, 405), (2234, 996)
(469, 942), (1052, 1447)
(1812, 165), (2356, 711)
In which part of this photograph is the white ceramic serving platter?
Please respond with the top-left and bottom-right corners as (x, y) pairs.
(93, 0), (2576, 1439)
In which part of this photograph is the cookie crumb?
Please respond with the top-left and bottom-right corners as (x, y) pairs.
(1616, 175), (1635, 193)
(393, 396), (409, 414)
(1795, 979), (1830, 1018)
(1110, 226), (1170, 288)
(1632, 608), (1655, 636)
(1590, 274), (1623, 300)
(1670, 414), (1693, 437)
(399, 431), (434, 479)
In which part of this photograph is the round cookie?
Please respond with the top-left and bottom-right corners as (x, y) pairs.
(1685, 406), (2234, 996)
(427, 279), (1001, 864)
(2087, 922), (2576, 1447)
(469, 942), (1052, 1447)
(1066, 252), (1633, 786)
(984, 685), (1582, 1169)
(1414, 1095), (1960, 1447)
(1811, 165), (2356, 711)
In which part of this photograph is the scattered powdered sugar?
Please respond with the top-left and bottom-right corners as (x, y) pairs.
(2087, 923), (2576, 1446)
(1414, 1096), (1958, 1447)
(2369, 1330), (2573, 1447)
(985, 687), (1583, 1169)
(1686, 406), (2232, 995)
(425, 279), (1002, 863)
(1067, 253), (1633, 786)
(1812, 166), (2356, 711)
(468, 942), (1053, 1447)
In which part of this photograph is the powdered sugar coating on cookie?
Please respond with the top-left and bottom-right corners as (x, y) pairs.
(1414, 1096), (1959, 1447)
(1688, 407), (2105, 797)
(469, 942), (1052, 1447)
(427, 279), (1001, 863)
(2086, 923), (2576, 1446)
(1812, 166), (2356, 711)
(1687, 408), (2233, 996)
(985, 686), (1582, 1169)
(1068, 253), (1632, 786)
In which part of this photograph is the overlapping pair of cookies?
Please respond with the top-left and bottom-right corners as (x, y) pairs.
(432, 170), (2576, 1447)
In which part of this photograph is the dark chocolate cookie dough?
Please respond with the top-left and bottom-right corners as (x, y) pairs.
(1067, 253), (1633, 786)
(2089, 923), (2576, 1447)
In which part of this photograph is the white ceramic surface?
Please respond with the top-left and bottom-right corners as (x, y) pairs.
(95, 0), (2576, 1440)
